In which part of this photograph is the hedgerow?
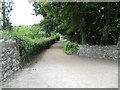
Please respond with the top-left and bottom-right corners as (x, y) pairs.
(0, 26), (60, 67)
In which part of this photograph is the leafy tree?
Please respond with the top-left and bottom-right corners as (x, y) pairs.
(0, 1), (2, 29)
(0, 0), (13, 30)
(32, 2), (120, 45)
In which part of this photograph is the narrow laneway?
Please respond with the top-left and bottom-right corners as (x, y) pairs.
(1, 41), (118, 88)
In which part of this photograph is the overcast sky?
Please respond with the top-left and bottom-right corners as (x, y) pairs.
(10, 0), (43, 26)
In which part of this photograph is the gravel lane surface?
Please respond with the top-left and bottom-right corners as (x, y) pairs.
(1, 41), (118, 88)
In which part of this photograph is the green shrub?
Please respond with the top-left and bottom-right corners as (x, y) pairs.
(0, 28), (60, 67)
(62, 40), (78, 54)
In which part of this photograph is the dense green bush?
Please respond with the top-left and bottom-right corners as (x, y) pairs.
(0, 26), (60, 67)
(18, 36), (59, 67)
(63, 40), (78, 54)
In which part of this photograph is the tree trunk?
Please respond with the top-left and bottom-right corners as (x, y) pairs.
(80, 18), (87, 45)
(117, 34), (120, 47)
(100, 2), (110, 46)
(81, 29), (87, 45)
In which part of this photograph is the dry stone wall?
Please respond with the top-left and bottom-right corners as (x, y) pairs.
(0, 33), (20, 81)
(78, 45), (119, 60)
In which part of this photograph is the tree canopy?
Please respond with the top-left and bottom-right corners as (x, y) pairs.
(0, 0), (13, 30)
(32, 2), (120, 45)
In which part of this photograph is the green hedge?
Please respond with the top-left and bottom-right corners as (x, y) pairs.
(18, 36), (59, 67)
(62, 40), (78, 55)
(0, 31), (60, 67)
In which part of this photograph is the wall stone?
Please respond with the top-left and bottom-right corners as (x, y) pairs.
(0, 33), (20, 81)
(78, 45), (119, 60)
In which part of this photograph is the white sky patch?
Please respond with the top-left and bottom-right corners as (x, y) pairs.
(10, 0), (43, 26)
